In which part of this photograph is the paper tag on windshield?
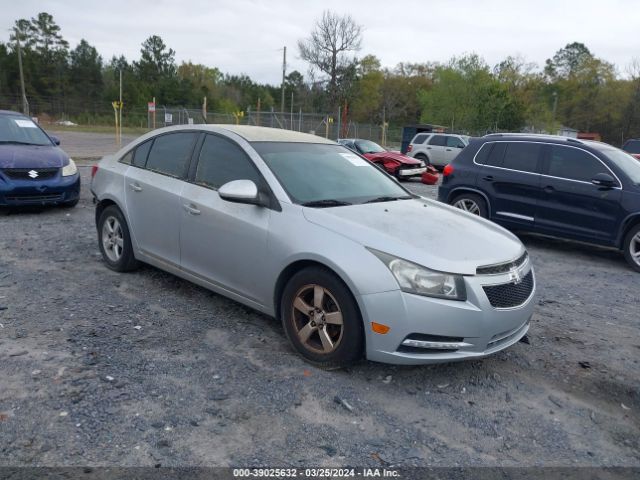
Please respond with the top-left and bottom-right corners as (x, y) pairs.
(14, 119), (38, 128)
(340, 152), (369, 166)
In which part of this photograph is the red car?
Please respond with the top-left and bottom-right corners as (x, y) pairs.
(338, 138), (438, 184)
(622, 139), (640, 160)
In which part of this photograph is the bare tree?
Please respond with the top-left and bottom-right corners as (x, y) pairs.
(298, 11), (362, 109)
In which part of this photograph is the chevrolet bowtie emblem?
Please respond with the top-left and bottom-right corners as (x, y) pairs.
(28, 170), (39, 178)
(509, 268), (522, 284)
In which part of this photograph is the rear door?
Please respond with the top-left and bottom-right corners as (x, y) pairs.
(478, 141), (543, 228)
(535, 144), (622, 244)
(179, 133), (272, 303)
(124, 132), (198, 266)
(426, 134), (448, 166)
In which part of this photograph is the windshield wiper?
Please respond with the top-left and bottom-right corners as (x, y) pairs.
(363, 195), (413, 204)
(301, 199), (352, 208)
(0, 140), (43, 146)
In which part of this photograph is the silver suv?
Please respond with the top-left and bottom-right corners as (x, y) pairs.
(91, 125), (534, 368)
(407, 133), (470, 168)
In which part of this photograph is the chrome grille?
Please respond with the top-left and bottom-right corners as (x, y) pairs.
(477, 251), (528, 275)
(483, 271), (534, 309)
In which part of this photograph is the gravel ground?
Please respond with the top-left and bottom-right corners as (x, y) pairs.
(0, 168), (639, 468)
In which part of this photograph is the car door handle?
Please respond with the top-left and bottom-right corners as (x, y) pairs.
(183, 203), (201, 215)
(543, 185), (555, 193)
(129, 183), (143, 192)
(446, 148), (452, 151)
(482, 175), (494, 182)
(426, 147), (432, 149)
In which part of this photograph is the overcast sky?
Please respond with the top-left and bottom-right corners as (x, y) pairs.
(2, 0), (639, 84)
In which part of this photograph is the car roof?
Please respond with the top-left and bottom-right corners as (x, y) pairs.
(0, 110), (26, 118)
(148, 124), (336, 144)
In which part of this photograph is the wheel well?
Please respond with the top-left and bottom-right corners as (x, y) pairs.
(448, 188), (490, 210)
(273, 260), (359, 323)
(620, 216), (640, 248)
(95, 199), (117, 227)
(414, 153), (428, 160)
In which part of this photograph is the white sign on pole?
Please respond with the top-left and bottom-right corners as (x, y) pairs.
(148, 102), (156, 112)
(165, 113), (173, 124)
(188, 118), (194, 125)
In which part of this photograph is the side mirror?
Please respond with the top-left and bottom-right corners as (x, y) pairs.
(456, 144), (465, 149)
(218, 179), (264, 206)
(591, 173), (616, 188)
(50, 135), (61, 146)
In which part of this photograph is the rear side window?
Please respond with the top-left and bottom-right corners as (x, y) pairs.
(428, 135), (447, 146)
(146, 132), (197, 178)
(547, 146), (609, 182)
(484, 142), (507, 167)
(195, 134), (263, 189)
(447, 136), (466, 148)
(120, 151), (133, 165)
(412, 134), (428, 144)
(133, 140), (153, 168)
(501, 142), (541, 173)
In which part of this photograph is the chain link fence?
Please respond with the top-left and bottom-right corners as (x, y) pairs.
(0, 95), (403, 147)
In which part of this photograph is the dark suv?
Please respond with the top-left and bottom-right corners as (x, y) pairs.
(438, 134), (640, 272)
(622, 139), (640, 160)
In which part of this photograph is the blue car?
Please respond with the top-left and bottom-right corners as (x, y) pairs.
(0, 110), (80, 207)
(438, 133), (640, 272)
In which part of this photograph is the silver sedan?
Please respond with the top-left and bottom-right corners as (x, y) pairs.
(90, 125), (535, 368)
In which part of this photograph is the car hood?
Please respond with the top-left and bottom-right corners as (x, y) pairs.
(364, 151), (421, 165)
(0, 144), (68, 169)
(303, 198), (524, 275)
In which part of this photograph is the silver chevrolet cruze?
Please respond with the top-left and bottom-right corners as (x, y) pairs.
(91, 125), (535, 368)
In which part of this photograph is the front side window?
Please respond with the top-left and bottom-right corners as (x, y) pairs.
(597, 146), (640, 185)
(195, 134), (263, 189)
(547, 146), (609, 183)
(145, 132), (197, 178)
(501, 142), (541, 173)
(253, 143), (410, 205)
(446, 136), (466, 148)
(428, 135), (447, 146)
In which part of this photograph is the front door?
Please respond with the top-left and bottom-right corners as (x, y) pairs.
(179, 133), (272, 304)
(535, 144), (622, 244)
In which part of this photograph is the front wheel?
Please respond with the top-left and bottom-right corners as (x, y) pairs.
(623, 224), (640, 273)
(451, 193), (488, 218)
(281, 267), (364, 369)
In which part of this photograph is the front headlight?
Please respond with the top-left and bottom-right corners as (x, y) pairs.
(62, 159), (77, 176)
(369, 249), (467, 301)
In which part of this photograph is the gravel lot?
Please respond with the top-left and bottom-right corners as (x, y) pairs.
(0, 163), (639, 468)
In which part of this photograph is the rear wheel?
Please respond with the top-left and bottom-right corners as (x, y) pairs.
(451, 192), (488, 218)
(97, 205), (140, 272)
(281, 267), (364, 369)
(623, 224), (640, 273)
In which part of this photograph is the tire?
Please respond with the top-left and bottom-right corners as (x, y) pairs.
(414, 153), (431, 166)
(450, 192), (488, 218)
(280, 267), (364, 369)
(623, 224), (640, 273)
(97, 205), (140, 272)
(61, 198), (79, 208)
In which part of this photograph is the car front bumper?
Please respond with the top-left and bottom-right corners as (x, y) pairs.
(398, 167), (427, 177)
(358, 266), (535, 365)
(0, 173), (80, 206)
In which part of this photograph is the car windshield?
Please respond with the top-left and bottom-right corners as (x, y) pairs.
(354, 140), (386, 154)
(0, 115), (52, 146)
(253, 142), (412, 206)
(623, 140), (640, 154)
(597, 145), (640, 185)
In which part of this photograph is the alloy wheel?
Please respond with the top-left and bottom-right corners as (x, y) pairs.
(291, 284), (344, 354)
(102, 216), (124, 262)
(630, 232), (640, 267)
(453, 198), (481, 215)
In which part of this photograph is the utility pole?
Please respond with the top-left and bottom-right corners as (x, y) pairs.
(118, 69), (123, 145)
(552, 91), (558, 122)
(280, 46), (286, 113)
(14, 27), (29, 116)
